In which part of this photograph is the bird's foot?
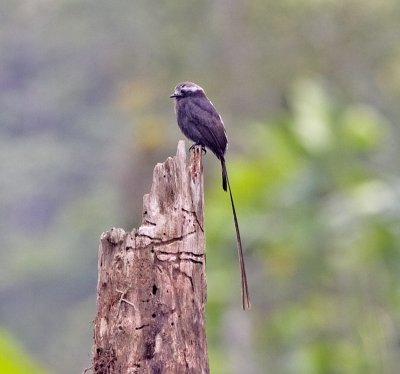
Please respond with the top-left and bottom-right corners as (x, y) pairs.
(189, 143), (207, 155)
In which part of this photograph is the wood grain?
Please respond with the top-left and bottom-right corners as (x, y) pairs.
(93, 141), (208, 374)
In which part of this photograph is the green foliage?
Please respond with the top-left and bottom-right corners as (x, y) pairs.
(0, 327), (48, 374)
(205, 79), (399, 374)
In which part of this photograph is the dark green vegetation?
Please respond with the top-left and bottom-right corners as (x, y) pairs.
(1, 1), (400, 373)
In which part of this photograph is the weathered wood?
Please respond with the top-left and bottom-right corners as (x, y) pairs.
(93, 141), (208, 374)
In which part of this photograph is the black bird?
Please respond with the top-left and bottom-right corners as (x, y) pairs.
(170, 81), (250, 310)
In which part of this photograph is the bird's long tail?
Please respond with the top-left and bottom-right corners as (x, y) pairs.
(220, 158), (251, 310)
(221, 158), (228, 191)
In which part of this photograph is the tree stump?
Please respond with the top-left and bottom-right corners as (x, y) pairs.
(93, 141), (209, 374)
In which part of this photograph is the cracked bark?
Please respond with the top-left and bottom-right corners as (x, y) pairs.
(93, 141), (209, 374)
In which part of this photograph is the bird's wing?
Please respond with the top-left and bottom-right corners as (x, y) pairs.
(183, 98), (227, 156)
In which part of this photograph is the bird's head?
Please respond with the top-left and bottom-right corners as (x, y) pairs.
(170, 82), (205, 99)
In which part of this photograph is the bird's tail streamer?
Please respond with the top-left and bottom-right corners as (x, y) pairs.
(221, 158), (228, 191)
(221, 158), (251, 310)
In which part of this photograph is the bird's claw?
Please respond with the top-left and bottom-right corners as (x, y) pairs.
(189, 143), (207, 155)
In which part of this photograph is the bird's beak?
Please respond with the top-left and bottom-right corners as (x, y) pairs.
(170, 89), (180, 98)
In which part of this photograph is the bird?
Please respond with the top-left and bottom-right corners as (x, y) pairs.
(170, 81), (250, 310)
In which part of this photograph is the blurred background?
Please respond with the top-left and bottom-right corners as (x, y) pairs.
(1, 1), (400, 373)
